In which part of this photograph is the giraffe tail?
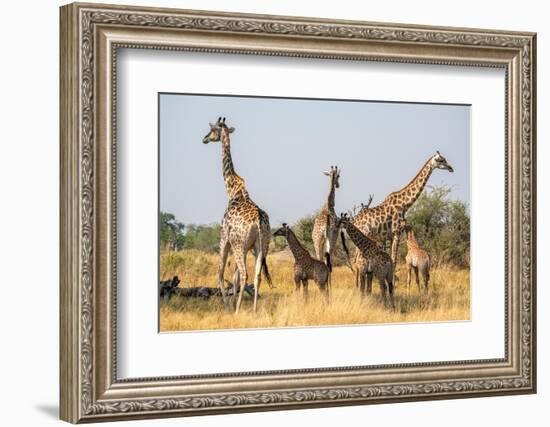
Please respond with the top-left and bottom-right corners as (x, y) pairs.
(256, 217), (274, 289)
(261, 256), (274, 289)
(340, 231), (354, 272)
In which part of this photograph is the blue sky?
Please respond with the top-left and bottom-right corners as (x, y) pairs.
(160, 93), (470, 226)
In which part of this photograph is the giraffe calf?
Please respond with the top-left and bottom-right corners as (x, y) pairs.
(404, 224), (431, 293)
(274, 224), (330, 300)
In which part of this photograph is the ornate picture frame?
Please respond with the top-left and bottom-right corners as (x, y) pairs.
(60, 2), (536, 423)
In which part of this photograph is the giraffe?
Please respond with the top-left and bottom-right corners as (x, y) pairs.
(312, 166), (341, 271)
(202, 117), (272, 313)
(273, 224), (330, 300)
(351, 151), (453, 280)
(338, 213), (395, 307)
(404, 224), (431, 293)
(336, 194), (376, 285)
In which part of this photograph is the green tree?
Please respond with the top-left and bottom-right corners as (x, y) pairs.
(182, 223), (221, 253)
(159, 211), (185, 251)
(270, 227), (288, 252)
(405, 185), (470, 268)
(160, 212), (222, 253)
(292, 214), (315, 252)
(270, 215), (315, 254)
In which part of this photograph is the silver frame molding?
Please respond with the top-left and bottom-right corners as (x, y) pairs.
(60, 2), (536, 423)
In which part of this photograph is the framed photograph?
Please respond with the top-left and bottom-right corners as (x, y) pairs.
(60, 2), (536, 423)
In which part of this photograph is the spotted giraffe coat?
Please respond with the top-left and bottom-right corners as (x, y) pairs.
(274, 225), (329, 297)
(405, 226), (431, 292)
(312, 166), (340, 268)
(351, 153), (453, 276)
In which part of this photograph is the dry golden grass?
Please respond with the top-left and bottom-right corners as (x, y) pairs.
(160, 249), (470, 332)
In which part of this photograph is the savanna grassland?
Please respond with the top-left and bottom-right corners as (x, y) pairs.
(159, 249), (470, 332)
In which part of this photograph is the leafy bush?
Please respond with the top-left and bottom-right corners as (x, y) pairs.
(159, 212), (185, 251)
(291, 214), (316, 252)
(270, 214), (316, 255)
(160, 211), (220, 253)
(182, 223), (221, 253)
(404, 185), (470, 268)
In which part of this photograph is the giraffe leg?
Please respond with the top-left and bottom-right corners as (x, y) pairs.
(355, 260), (360, 290)
(293, 272), (302, 293)
(234, 251), (248, 314)
(378, 274), (387, 305)
(323, 267), (331, 303)
(366, 271), (373, 295)
(218, 240), (231, 311)
(366, 272), (374, 297)
(252, 250), (263, 312)
(423, 267), (430, 292)
(323, 278), (330, 303)
(406, 266), (411, 295)
(414, 266), (420, 293)
(390, 230), (402, 282)
(323, 237), (332, 299)
(353, 250), (361, 288)
(302, 280), (309, 301)
(387, 274), (395, 309)
(358, 272), (365, 296)
(327, 275), (331, 302)
(232, 268), (239, 304)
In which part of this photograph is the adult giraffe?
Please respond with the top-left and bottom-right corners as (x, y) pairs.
(202, 117), (272, 313)
(352, 151), (454, 279)
(312, 166), (341, 270)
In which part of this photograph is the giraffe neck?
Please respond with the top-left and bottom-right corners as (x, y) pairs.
(221, 129), (249, 200)
(390, 159), (434, 209)
(285, 229), (311, 263)
(407, 231), (420, 249)
(325, 177), (336, 212)
(221, 130), (235, 180)
(343, 221), (376, 250)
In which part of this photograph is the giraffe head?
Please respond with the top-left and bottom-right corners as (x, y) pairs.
(273, 223), (291, 238)
(323, 165), (341, 188)
(337, 212), (351, 228)
(429, 151), (454, 172)
(202, 117), (234, 144)
(403, 223), (419, 242)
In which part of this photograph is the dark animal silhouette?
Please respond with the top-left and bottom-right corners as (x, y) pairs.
(159, 276), (181, 301)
